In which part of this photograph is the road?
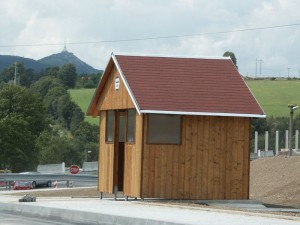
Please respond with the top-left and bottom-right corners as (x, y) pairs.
(0, 178), (97, 191)
(0, 211), (87, 225)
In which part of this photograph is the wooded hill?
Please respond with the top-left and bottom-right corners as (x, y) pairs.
(0, 50), (101, 75)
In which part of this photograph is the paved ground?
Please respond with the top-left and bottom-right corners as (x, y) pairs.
(0, 211), (86, 225)
(0, 189), (299, 225)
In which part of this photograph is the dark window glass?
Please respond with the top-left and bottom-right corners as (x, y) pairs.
(148, 114), (181, 144)
(106, 110), (115, 142)
(126, 109), (136, 143)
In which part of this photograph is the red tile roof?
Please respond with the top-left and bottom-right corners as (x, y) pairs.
(88, 53), (265, 118)
(114, 54), (265, 117)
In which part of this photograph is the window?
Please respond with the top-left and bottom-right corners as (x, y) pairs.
(147, 114), (181, 144)
(126, 109), (136, 143)
(106, 110), (115, 142)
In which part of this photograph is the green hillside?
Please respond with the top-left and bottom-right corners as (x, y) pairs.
(246, 80), (300, 117)
(70, 80), (300, 123)
(69, 88), (98, 125)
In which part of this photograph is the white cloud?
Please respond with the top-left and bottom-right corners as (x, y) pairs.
(0, 0), (300, 77)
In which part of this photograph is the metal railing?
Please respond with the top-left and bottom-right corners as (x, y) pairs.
(0, 173), (97, 182)
(0, 173), (98, 190)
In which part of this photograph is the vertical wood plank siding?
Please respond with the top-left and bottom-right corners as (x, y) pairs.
(141, 115), (251, 200)
(98, 111), (114, 193)
(123, 113), (143, 197)
(97, 64), (137, 194)
(97, 66), (135, 111)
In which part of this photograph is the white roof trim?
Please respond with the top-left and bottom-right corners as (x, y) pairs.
(111, 52), (141, 115)
(140, 110), (266, 118)
(114, 53), (230, 61)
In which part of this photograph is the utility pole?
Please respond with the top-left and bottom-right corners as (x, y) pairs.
(255, 59), (257, 77)
(259, 59), (263, 77)
(14, 63), (18, 85)
(256, 59), (263, 77)
(288, 104), (299, 156)
(288, 68), (291, 78)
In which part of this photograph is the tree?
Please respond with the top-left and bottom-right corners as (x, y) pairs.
(56, 94), (84, 131)
(0, 84), (48, 171)
(0, 62), (41, 87)
(58, 64), (77, 88)
(0, 62), (25, 84)
(31, 75), (84, 131)
(45, 67), (60, 78)
(223, 51), (238, 69)
(31, 76), (64, 98)
(76, 72), (102, 88)
(36, 129), (83, 166)
(43, 86), (69, 120)
(70, 106), (85, 133)
(73, 122), (99, 162)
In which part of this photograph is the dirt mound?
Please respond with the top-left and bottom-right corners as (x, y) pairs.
(250, 155), (300, 208)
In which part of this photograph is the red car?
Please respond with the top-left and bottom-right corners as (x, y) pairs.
(13, 181), (33, 190)
(0, 181), (5, 187)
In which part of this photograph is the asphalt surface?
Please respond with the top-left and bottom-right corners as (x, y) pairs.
(0, 211), (87, 225)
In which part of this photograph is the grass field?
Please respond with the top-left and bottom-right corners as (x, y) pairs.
(69, 88), (98, 125)
(246, 80), (300, 117)
(70, 80), (300, 122)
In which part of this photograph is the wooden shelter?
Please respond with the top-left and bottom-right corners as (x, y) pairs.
(87, 53), (265, 200)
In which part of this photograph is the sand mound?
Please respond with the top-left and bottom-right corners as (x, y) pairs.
(250, 155), (300, 207)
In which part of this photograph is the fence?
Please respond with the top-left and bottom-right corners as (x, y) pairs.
(37, 162), (65, 174)
(252, 129), (299, 159)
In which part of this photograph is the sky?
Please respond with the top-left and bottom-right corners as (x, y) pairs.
(0, 0), (300, 77)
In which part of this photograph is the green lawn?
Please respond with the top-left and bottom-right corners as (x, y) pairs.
(69, 88), (97, 125)
(246, 80), (300, 117)
(70, 80), (300, 121)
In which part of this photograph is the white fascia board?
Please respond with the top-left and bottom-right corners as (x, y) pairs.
(111, 53), (141, 115)
(114, 52), (229, 61)
(140, 110), (266, 118)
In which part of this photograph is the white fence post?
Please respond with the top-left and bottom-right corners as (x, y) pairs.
(295, 130), (299, 150)
(265, 131), (269, 151)
(275, 130), (279, 155)
(254, 131), (258, 153)
(285, 130), (289, 149)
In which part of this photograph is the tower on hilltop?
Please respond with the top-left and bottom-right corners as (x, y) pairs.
(62, 41), (68, 52)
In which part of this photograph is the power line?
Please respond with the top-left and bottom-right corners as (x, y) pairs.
(0, 22), (300, 48)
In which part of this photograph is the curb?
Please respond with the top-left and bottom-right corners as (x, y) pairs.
(0, 202), (181, 225)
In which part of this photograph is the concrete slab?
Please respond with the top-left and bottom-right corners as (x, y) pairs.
(196, 200), (266, 209)
(0, 193), (299, 225)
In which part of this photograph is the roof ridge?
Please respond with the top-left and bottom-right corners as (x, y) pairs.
(114, 52), (230, 60)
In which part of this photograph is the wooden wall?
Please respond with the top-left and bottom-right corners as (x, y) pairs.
(98, 111), (143, 195)
(97, 65), (134, 111)
(123, 114), (143, 197)
(141, 115), (251, 200)
(98, 111), (114, 193)
(97, 64), (136, 194)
